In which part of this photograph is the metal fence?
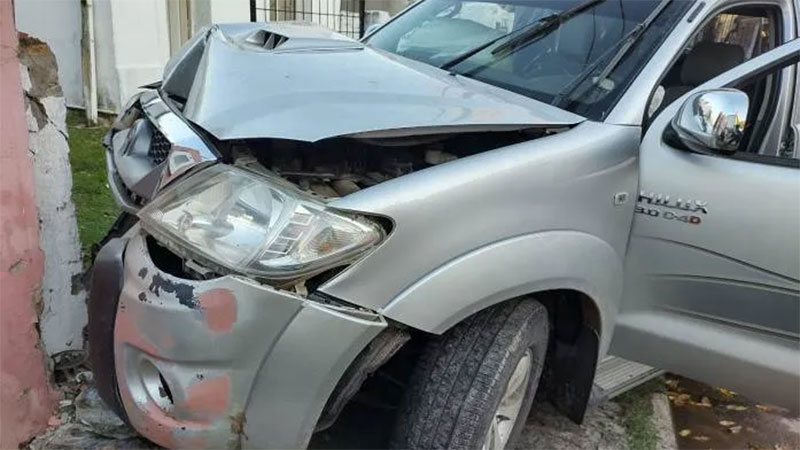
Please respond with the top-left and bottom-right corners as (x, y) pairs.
(250, 0), (366, 39)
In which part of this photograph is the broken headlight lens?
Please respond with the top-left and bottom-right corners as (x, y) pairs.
(138, 165), (383, 280)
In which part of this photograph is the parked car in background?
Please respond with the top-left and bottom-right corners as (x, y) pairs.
(88, 0), (799, 448)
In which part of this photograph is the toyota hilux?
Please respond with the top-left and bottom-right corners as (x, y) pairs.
(88, 0), (800, 448)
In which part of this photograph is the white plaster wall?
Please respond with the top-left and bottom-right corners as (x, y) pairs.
(107, 0), (172, 107)
(190, 0), (250, 35)
(94, 0), (122, 111)
(19, 65), (87, 356)
(209, 0), (250, 23)
(14, 0), (84, 108)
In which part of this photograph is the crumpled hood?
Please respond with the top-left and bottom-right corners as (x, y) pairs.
(163, 23), (584, 142)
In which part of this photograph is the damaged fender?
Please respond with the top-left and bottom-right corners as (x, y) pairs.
(382, 230), (620, 351)
(319, 121), (640, 360)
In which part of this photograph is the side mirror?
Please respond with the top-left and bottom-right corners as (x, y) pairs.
(671, 89), (749, 154)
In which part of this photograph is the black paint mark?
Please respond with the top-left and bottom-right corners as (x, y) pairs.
(138, 292), (148, 303)
(148, 273), (197, 309)
(138, 267), (148, 279)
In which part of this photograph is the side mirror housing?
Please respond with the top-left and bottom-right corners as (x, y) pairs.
(671, 89), (749, 154)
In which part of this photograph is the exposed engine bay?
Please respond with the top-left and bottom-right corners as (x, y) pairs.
(102, 87), (566, 289)
(225, 129), (551, 201)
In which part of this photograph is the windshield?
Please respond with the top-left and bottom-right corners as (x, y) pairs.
(367, 0), (693, 119)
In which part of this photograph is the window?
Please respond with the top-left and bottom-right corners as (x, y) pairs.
(367, 0), (692, 120)
(666, 57), (799, 166)
(649, 6), (780, 119)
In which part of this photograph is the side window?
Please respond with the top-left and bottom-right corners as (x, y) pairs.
(648, 6), (780, 119)
(665, 58), (799, 166)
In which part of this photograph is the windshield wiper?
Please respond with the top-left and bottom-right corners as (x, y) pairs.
(440, 0), (606, 71)
(491, 0), (606, 58)
(552, 0), (673, 107)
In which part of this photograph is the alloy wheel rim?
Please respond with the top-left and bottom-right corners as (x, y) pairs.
(482, 348), (533, 450)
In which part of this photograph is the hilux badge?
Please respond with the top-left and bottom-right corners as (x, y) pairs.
(635, 191), (708, 225)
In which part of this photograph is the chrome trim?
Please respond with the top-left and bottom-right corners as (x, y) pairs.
(138, 90), (219, 189)
(105, 149), (140, 214)
(104, 89), (220, 212)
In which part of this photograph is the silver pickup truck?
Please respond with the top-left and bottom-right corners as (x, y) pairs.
(87, 0), (800, 448)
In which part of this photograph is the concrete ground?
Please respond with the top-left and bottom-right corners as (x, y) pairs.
(667, 374), (800, 450)
(29, 370), (671, 450)
(521, 399), (630, 449)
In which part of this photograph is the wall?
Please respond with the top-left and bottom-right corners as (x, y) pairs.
(13, 0), (84, 108)
(19, 35), (88, 356)
(14, 0), (252, 113)
(93, 0), (122, 111)
(106, 0), (172, 108)
(190, 0), (250, 35)
(209, 0), (251, 23)
(0, 4), (57, 448)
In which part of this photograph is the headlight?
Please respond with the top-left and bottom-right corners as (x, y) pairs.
(138, 165), (384, 281)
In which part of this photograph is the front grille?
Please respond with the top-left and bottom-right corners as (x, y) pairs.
(148, 128), (171, 164)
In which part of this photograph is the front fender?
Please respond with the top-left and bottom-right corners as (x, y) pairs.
(382, 231), (622, 355)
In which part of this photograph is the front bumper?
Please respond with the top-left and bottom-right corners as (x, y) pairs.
(88, 227), (385, 449)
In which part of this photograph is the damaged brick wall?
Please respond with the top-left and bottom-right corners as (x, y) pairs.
(0, 4), (58, 447)
(18, 34), (87, 357)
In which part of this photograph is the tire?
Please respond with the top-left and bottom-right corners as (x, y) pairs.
(391, 298), (549, 450)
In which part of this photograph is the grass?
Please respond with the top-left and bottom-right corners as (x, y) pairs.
(67, 109), (119, 263)
(615, 377), (664, 450)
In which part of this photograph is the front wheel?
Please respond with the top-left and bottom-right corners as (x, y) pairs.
(392, 298), (549, 450)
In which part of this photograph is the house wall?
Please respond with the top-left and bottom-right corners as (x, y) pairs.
(106, 0), (172, 107)
(209, 0), (251, 24)
(94, 0), (122, 111)
(0, 4), (57, 447)
(14, 0), (84, 108)
(19, 36), (88, 356)
(14, 0), (249, 113)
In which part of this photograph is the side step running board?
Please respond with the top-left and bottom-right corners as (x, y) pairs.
(591, 356), (663, 403)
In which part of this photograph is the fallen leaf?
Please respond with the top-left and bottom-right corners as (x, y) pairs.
(718, 387), (737, 398)
(720, 420), (736, 427)
(679, 429), (692, 437)
(727, 404), (748, 411)
(690, 401), (711, 407)
(692, 435), (711, 442)
(674, 393), (692, 406)
(756, 404), (773, 412)
(666, 378), (680, 389)
(729, 425), (743, 434)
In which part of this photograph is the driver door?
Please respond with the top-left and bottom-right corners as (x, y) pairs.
(610, 41), (800, 410)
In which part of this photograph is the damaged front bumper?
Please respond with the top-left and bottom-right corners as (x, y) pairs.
(88, 227), (386, 449)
